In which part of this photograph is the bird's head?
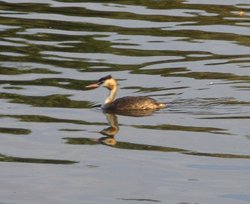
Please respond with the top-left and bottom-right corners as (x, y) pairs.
(86, 75), (117, 90)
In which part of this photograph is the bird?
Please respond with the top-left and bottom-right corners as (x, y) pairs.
(86, 75), (166, 111)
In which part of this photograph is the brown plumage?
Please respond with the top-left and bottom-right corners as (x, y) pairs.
(86, 75), (167, 111)
(108, 96), (165, 110)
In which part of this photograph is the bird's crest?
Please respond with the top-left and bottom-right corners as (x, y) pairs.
(98, 75), (112, 84)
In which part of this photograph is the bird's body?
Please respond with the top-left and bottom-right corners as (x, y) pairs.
(104, 96), (165, 110)
(86, 75), (166, 112)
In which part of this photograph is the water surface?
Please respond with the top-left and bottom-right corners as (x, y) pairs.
(0, 0), (250, 204)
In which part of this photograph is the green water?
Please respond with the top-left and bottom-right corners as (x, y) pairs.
(0, 0), (250, 203)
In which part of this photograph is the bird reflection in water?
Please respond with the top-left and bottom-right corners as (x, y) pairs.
(63, 110), (250, 159)
(64, 109), (160, 148)
(96, 112), (119, 146)
(88, 108), (157, 147)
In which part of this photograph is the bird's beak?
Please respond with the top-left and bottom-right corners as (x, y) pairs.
(85, 83), (100, 89)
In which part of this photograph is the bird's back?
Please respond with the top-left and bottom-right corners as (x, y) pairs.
(107, 96), (166, 111)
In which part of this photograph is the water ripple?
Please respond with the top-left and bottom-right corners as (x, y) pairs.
(0, 1), (250, 203)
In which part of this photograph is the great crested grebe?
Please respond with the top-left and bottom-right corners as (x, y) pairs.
(86, 75), (167, 111)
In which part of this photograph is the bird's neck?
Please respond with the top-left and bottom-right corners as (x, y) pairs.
(104, 86), (117, 107)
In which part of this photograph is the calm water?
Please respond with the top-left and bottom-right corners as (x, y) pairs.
(0, 0), (250, 203)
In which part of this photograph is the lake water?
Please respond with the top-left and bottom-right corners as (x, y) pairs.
(0, 0), (250, 203)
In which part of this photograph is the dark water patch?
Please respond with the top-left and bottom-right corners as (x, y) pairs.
(0, 93), (92, 108)
(205, 57), (250, 66)
(220, 99), (250, 105)
(184, 151), (250, 159)
(0, 127), (31, 135)
(117, 198), (161, 202)
(133, 124), (228, 135)
(123, 86), (176, 94)
(200, 116), (250, 120)
(1, 114), (106, 126)
(0, 78), (90, 91)
(177, 202), (199, 204)
(3, 86), (23, 90)
(64, 137), (187, 152)
(64, 138), (99, 146)
(115, 141), (185, 152)
(171, 71), (250, 82)
(0, 153), (76, 164)
(59, 128), (86, 132)
(64, 137), (250, 159)
(0, 66), (58, 75)
(234, 85), (250, 91)
(134, 67), (189, 77)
